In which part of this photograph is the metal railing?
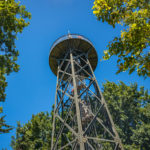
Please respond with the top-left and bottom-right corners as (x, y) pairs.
(50, 34), (94, 53)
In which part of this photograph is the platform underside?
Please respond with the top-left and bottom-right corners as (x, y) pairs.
(49, 38), (98, 76)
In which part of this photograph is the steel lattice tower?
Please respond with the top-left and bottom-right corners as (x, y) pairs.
(49, 34), (124, 150)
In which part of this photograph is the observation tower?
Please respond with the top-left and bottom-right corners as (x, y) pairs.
(49, 33), (124, 150)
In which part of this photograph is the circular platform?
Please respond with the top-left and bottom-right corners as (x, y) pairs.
(49, 34), (98, 76)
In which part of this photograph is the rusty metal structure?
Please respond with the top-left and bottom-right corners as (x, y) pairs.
(49, 34), (124, 150)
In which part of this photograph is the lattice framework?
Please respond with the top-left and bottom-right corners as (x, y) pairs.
(50, 48), (124, 150)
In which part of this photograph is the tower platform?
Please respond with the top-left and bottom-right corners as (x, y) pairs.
(49, 34), (98, 77)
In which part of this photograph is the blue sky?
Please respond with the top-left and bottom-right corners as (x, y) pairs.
(1, 0), (150, 149)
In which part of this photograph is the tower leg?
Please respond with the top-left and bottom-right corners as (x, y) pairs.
(70, 50), (84, 150)
(86, 54), (124, 150)
(51, 64), (60, 150)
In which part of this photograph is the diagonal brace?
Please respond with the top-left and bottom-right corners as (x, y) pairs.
(84, 103), (104, 135)
(52, 101), (74, 150)
(55, 79), (72, 113)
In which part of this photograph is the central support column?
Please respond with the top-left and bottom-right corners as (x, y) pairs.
(70, 50), (84, 149)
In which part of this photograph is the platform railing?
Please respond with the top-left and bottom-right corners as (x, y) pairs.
(50, 34), (94, 53)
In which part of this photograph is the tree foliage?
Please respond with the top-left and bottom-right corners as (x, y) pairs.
(11, 108), (72, 150)
(11, 81), (150, 150)
(92, 0), (150, 78)
(0, 0), (31, 133)
(0, 106), (13, 134)
(11, 112), (52, 150)
(102, 80), (150, 149)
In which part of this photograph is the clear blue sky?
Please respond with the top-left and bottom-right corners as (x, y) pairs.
(1, 0), (150, 149)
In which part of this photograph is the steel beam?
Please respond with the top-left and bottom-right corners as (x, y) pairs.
(70, 50), (84, 150)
